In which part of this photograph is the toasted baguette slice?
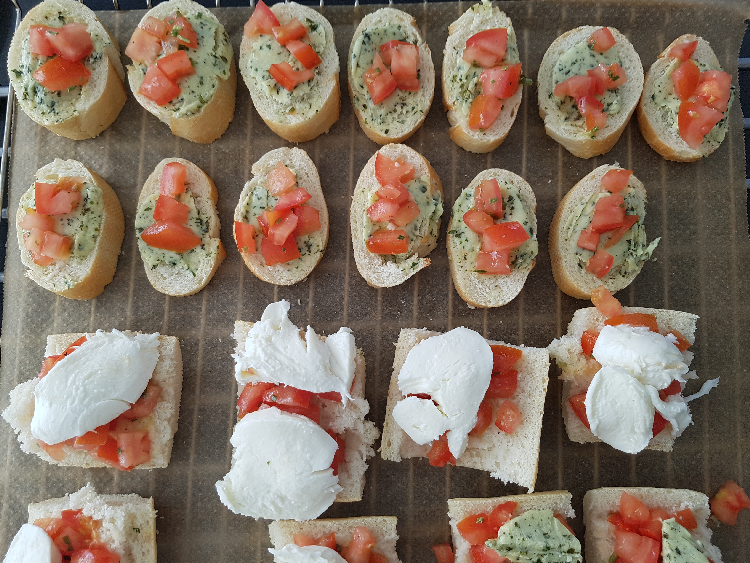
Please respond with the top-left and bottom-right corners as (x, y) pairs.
(538, 27), (643, 158)
(350, 144), (443, 288)
(240, 2), (339, 143)
(126, 0), (236, 144)
(348, 8), (434, 144)
(442, 3), (523, 153)
(549, 164), (658, 300)
(1, 332), (182, 469)
(7, 0), (126, 140)
(448, 492), (576, 563)
(234, 147), (329, 285)
(269, 517), (400, 563)
(380, 328), (549, 491)
(135, 158), (226, 296)
(638, 35), (732, 162)
(548, 306), (698, 452)
(447, 169), (538, 307)
(233, 321), (379, 502)
(584, 487), (722, 563)
(15, 159), (124, 300)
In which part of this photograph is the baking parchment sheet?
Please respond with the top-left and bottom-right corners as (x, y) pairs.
(1, 0), (749, 561)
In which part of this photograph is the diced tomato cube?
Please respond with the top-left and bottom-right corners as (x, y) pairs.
(469, 545), (507, 563)
(483, 221), (530, 250)
(391, 201), (420, 227)
(432, 543), (455, 563)
(293, 534), (318, 547)
(426, 432), (456, 468)
(589, 193), (626, 233)
(577, 226), (600, 251)
(678, 101), (724, 149)
(244, 0), (280, 37)
(668, 330), (691, 352)
(261, 235), (301, 265)
(367, 199), (400, 223)
(568, 392), (590, 429)
(379, 40), (412, 66)
(480, 63), (522, 99)
(475, 179), (503, 218)
(165, 14), (198, 49)
(292, 206), (321, 237)
(272, 18), (306, 45)
(140, 220), (202, 253)
(317, 532), (337, 550)
(390, 43), (420, 91)
(160, 161), (187, 196)
(153, 194), (189, 224)
(71, 546), (121, 563)
(269, 62), (314, 91)
(366, 229), (408, 255)
(476, 250), (510, 275)
(576, 96), (606, 132)
(119, 383), (162, 420)
(20, 208), (55, 232)
(554, 75), (596, 98)
(468, 94), (503, 130)
(694, 70), (732, 113)
(457, 513), (495, 545)
(614, 529), (659, 563)
(30, 26), (55, 56)
(41, 230), (71, 261)
(35, 181), (82, 215)
(710, 480), (750, 525)
(46, 23), (93, 62)
(674, 508), (698, 530)
(235, 221), (257, 254)
(659, 380), (683, 401)
(257, 209), (283, 236)
(488, 501), (517, 530)
(486, 369), (518, 399)
(125, 26), (162, 65)
(620, 492), (651, 527)
(364, 64), (397, 105)
(287, 39), (322, 70)
(605, 313), (659, 332)
(638, 517), (663, 542)
(267, 161), (297, 195)
(341, 527), (377, 563)
(73, 427), (109, 450)
(156, 50), (195, 81)
(116, 431), (151, 468)
(463, 209), (494, 234)
(275, 187), (312, 212)
(495, 400), (521, 433)
(670, 40), (698, 61)
(672, 59), (700, 101)
(591, 285), (622, 317)
(138, 64), (180, 106)
(95, 437), (126, 469)
(588, 27), (616, 53)
(140, 16), (169, 38)
(580, 330), (599, 357)
(238, 381), (275, 418)
(602, 215), (638, 249)
(601, 168), (633, 192)
(490, 345), (522, 373)
(325, 430), (346, 476)
(377, 182), (411, 204)
(465, 28), (507, 67)
(462, 44), (498, 68)
(375, 153), (415, 185)
(32, 56), (91, 91)
(469, 400), (493, 437)
(603, 62), (627, 89)
(268, 211), (299, 245)
(587, 64), (608, 96)
(586, 249), (614, 278)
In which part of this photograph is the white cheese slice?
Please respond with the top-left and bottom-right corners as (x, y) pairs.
(2, 524), (62, 563)
(392, 396), (451, 444)
(394, 327), (493, 459)
(269, 544), (347, 563)
(31, 330), (160, 445)
(645, 386), (692, 436)
(215, 407), (342, 520)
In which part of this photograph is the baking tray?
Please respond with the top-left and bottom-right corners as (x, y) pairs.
(1, 1), (749, 561)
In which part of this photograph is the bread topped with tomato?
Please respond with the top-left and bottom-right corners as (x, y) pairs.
(7, 0), (127, 140)
(15, 158), (124, 300)
(584, 488), (722, 563)
(135, 158), (225, 297)
(442, 2), (525, 153)
(638, 35), (734, 162)
(240, 1), (340, 143)
(350, 144), (443, 288)
(447, 169), (538, 308)
(348, 8), (435, 144)
(1, 330), (182, 470)
(548, 164), (659, 300)
(125, 0), (236, 144)
(233, 147), (329, 285)
(537, 26), (644, 158)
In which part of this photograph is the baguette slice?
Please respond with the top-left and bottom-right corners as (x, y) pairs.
(135, 158), (226, 296)
(442, 3), (523, 153)
(447, 169), (538, 307)
(584, 487), (722, 563)
(348, 8), (435, 144)
(16, 158), (124, 300)
(234, 147), (329, 285)
(548, 306), (698, 452)
(269, 517), (400, 563)
(126, 0), (237, 144)
(448, 492), (576, 563)
(380, 328), (549, 491)
(538, 26), (644, 158)
(548, 164), (658, 300)
(233, 320), (379, 503)
(350, 144), (443, 288)
(638, 35), (732, 162)
(240, 2), (339, 143)
(7, 0), (127, 140)
(1, 332), (183, 469)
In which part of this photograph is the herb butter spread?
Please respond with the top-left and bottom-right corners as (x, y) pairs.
(661, 518), (710, 563)
(486, 509), (582, 563)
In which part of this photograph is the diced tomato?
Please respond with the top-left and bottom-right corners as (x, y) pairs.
(568, 392), (590, 429)
(659, 380), (682, 400)
(32, 56), (90, 91)
(95, 437), (126, 469)
(432, 543), (455, 563)
(710, 480), (750, 525)
(286, 40), (322, 70)
(141, 220), (201, 252)
(235, 221), (257, 254)
(603, 215), (638, 249)
(367, 199), (400, 223)
(462, 45), (498, 68)
(274, 402), (320, 423)
(294, 534), (318, 547)
(244, 0), (280, 36)
(272, 18), (306, 45)
(52, 524), (86, 553)
(554, 75), (596, 99)
(238, 381), (275, 417)
(672, 59), (700, 101)
(38, 439), (70, 461)
(257, 209), (284, 236)
(576, 96), (606, 132)
(153, 194), (189, 224)
(20, 208), (55, 232)
(366, 229), (408, 255)
(469, 400), (493, 437)
(694, 70), (732, 113)
(275, 187), (312, 212)
(56, 176), (85, 191)
(620, 493), (650, 527)
(266, 162), (297, 195)
(369, 553), (389, 563)
(126, 27), (162, 65)
(165, 14), (198, 49)
(586, 249), (614, 278)
(30, 26), (56, 56)
(317, 391), (342, 402)
(317, 533), (338, 550)
(119, 383), (162, 420)
(480, 63), (522, 99)
(426, 432), (456, 467)
(341, 527), (377, 563)
(668, 330), (691, 352)
(364, 65), (397, 105)
(601, 168), (632, 192)
(327, 430), (346, 476)
(674, 508), (698, 530)
(35, 182), (82, 216)
(588, 27), (616, 53)
(469, 545), (507, 563)
(678, 101), (724, 149)
(495, 400), (521, 433)
(605, 62), (627, 89)
(577, 226), (600, 251)
(138, 64), (180, 105)
(488, 501), (517, 530)
(490, 345), (522, 373)
(390, 43), (420, 91)
(483, 221), (530, 250)
(375, 153), (415, 185)
(474, 179), (503, 218)
(391, 201), (420, 227)
(155, 50), (195, 82)
(463, 209), (494, 234)
(670, 40), (698, 61)
(25, 230), (54, 266)
(380, 40), (412, 66)
(140, 16), (169, 38)
(589, 194), (626, 233)
(38, 355), (61, 378)
(40, 231), (71, 261)
(114, 431), (150, 468)
(580, 330), (599, 357)
(262, 385), (312, 408)
(476, 250), (510, 275)
(261, 235), (301, 265)
(605, 313), (658, 332)
(268, 212), (299, 245)
(609, 511), (636, 533)
(637, 518), (663, 542)
(468, 95), (503, 130)
(376, 182), (411, 204)
(160, 161), (187, 196)
(71, 546), (121, 563)
(486, 369), (518, 399)
(292, 206), (321, 237)
(614, 529), (659, 563)
(587, 63), (627, 93)
(457, 513), (495, 545)
(45, 23), (93, 62)
(465, 28), (508, 66)
(269, 62), (314, 91)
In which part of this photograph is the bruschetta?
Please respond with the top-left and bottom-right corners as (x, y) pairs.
(548, 164), (659, 300)
(125, 0), (236, 144)
(15, 158), (124, 300)
(442, 2), (524, 153)
(348, 8), (434, 144)
(350, 144), (443, 288)
(1, 330), (182, 470)
(135, 158), (225, 297)
(240, 1), (339, 143)
(638, 34), (733, 162)
(447, 169), (538, 308)
(538, 26), (643, 158)
(7, 0), (127, 140)
(380, 327), (549, 491)
(234, 147), (329, 285)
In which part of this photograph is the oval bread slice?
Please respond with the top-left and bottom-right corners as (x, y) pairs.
(240, 2), (340, 143)
(7, 0), (127, 140)
(348, 8), (435, 144)
(234, 147), (329, 285)
(16, 158), (124, 300)
(537, 26), (643, 159)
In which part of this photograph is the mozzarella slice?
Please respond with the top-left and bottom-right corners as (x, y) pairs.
(645, 386), (692, 436)
(392, 396), (450, 445)
(269, 544), (347, 563)
(2, 524), (62, 563)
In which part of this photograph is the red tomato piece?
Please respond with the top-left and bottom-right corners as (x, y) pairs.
(286, 40), (322, 70)
(41, 231), (71, 261)
(156, 50), (195, 81)
(554, 75), (596, 98)
(125, 27), (162, 65)
(426, 432), (456, 467)
(672, 59), (700, 101)
(638, 518), (663, 542)
(568, 392), (590, 429)
(614, 529), (659, 563)
(678, 101), (724, 149)
(710, 480), (750, 525)
(317, 533), (338, 550)
(432, 543), (455, 563)
(32, 56), (91, 91)
(292, 206), (321, 237)
(609, 511), (636, 532)
(587, 64), (608, 96)
(468, 95), (504, 130)
(668, 330), (691, 352)
(589, 194), (626, 233)
(274, 402), (320, 423)
(591, 285), (622, 317)
(56, 176), (85, 191)
(275, 187), (312, 212)
(605, 313), (658, 332)
(576, 96), (606, 132)
(369, 553), (389, 563)
(269, 62), (314, 91)
(25, 228), (53, 266)
(580, 330), (599, 357)
(476, 250), (510, 275)
(20, 208), (55, 232)
(95, 437), (127, 469)
(160, 161), (187, 196)
(475, 179), (503, 218)
(391, 201), (420, 227)
(457, 513), (495, 545)
(140, 16), (169, 38)
(577, 226), (600, 251)
(327, 430), (345, 476)
(35, 181), (82, 215)
(138, 64), (180, 106)
(674, 508), (698, 530)
(367, 199), (400, 223)
(488, 501), (517, 530)
(267, 162), (297, 195)
(46, 23), (93, 62)
(244, 0), (280, 37)
(119, 383), (162, 420)
(490, 345), (523, 373)
(116, 431), (150, 468)
(366, 229), (408, 254)
(380, 40), (412, 66)
(462, 45), (498, 68)
(272, 18), (306, 46)
(603, 215), (638, 249)
(466, 28), (508, 65)
(71, 546), (121, 563)
(38, 355), (61, 378)
(620, 492), (651, 527)
(341, 527), (377, 563)
(601, 168), (633, 192)
(73, 425), (109, 450)
(268, 211), (299, 245)
(377, 182), (411, 204)
(364, 64), (397, 104)
(495, 400), (521, 433)
(463, 209), (494, 234)
(261, 235), (301, 265)
(235, 221), (257, 254)
(659, 380), (682, 400)
(165, 14), (198, 49)
(257, 209), (283, 236)
(694, 70), (732, 113)
(293, 534), (317, 547)
(161, 36), (180, 56)
(588, 27), (616, 53)
(604, 62), (627, 89)
(483, 221), (530, 250)
(390, 43), (420, 91)
(486, 369), (518, 399)
(375, 153), (415, 185)
(469, 400), (493, 437)
(141, 220), (201, 252)
(670, 40), (698, 61)
(30, 26), (56, 56)
(238, 382), (275, 417)
(153, 194), (189, 224)
(480, 63), (522, 99)
(262, 385), (312, 408)
(469, 545), (507, 563)
(586, 249), (614, 278)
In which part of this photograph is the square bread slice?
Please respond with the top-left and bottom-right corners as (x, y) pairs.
(547, 307), (698, 451)
(583, 487), (722, 563)
(1, 332), (182, 468)
(233, 321), (379, 502)
(268, 516), (400, 563)
(448, 491), (576, 563)
(380, 329), (550, 491)
(26, 484), (156, 563)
